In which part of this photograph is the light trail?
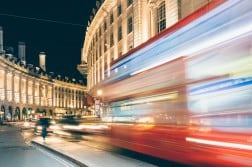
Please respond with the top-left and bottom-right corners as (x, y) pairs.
(186, 137), (252, 151)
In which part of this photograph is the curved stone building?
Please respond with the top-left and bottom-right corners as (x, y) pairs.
(80, 0), (211, 96)
(0, 27), (87, 121)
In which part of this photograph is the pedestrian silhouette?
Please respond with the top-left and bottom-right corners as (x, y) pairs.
(41, 125), (47, 141)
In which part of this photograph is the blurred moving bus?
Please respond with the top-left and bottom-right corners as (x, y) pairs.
(94, 0), (252, 166)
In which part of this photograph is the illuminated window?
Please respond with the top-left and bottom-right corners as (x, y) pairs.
(157, 2), (166, 33)
(21, 79), (26, 94)
(6, 73), (12, 90)
(28, 81), (33, 95)
(14, 76), (19, 92)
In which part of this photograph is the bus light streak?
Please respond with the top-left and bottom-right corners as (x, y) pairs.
(91, 1), (252, 166)
(131, 20), (252, 76)
(186, 137), (252, 151)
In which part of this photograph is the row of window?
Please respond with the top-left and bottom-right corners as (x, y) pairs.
(94, 13), (133, 41)
(99, 0), (133, 35)
(89, 1), (167, 66)
(90, 1), (166, 86)
(88, 0), (214, 88)
(88, 1), (167, 81)
(89, 15), (133, 65)
(90, 0), (211, 66)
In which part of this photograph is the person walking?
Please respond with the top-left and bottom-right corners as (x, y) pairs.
(41, 125), (47, 141)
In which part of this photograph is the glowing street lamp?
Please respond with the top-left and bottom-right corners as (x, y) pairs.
(97, 89), (103, 97)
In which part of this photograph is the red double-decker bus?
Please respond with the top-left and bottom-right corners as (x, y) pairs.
(94, 0), (252, 166)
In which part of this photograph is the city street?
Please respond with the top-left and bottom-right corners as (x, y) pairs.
(1, 0), (251, 166)
(0, 125), (78, 167)
(0, 122), (189, 167)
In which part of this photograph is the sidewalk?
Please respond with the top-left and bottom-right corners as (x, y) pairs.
(32, 135), (157, 167)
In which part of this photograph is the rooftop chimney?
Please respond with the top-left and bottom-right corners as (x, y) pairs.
(18, 42), (26, 64)
(39, 52), (46, 71)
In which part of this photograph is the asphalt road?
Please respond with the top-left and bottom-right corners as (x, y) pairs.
(0, 125), (79, 167)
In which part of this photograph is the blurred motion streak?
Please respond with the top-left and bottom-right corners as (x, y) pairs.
(186, 137), (252, 150)
(86, 0), (252, 166)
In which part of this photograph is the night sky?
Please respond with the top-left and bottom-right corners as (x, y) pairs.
(0, 0), (96, 82)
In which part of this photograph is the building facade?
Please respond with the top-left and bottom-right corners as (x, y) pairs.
(80, 0), (211, 96)
(0, 27), (88, 121)
(0, 54), (87, 121)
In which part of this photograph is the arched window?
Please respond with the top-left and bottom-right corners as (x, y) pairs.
(157, 1), (166, 33)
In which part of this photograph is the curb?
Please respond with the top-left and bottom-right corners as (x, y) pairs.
(31, 141), (88, 167)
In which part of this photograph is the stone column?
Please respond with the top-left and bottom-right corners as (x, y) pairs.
(148, 0), (158, 37)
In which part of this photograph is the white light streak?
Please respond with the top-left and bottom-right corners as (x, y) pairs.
(186, 137), (252, 150)
(124, 92), (178, 106)
(131, 21), (252, 76)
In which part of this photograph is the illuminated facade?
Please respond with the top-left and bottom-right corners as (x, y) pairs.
(80, 0), (210, 95)
(0, 51), (87, 121)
